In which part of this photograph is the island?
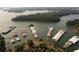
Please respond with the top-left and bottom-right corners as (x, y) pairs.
(11, 12), (60, 22)
(66, 19), (79, 34)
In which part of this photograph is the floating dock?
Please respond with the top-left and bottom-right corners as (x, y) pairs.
(52, 29), (66, 42)
(63, 36), (79, 49)
(29, 24), (38, 38)
(47, 27), (54, 38)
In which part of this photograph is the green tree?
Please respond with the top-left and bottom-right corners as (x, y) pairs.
(0, 35), (6, 52)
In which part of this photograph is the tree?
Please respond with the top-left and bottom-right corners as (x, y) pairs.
(12, 12), (60, 22)
(0, 35), (6, 52)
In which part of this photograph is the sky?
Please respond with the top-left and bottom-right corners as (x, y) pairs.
(0, 0), (78, 7)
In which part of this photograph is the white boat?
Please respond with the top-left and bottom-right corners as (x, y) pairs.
(63, 36), (79, 48)
(10, 39), (16, 44)
(52, 29), (66, 42)
(30, 24), (38, 38)
(47, 27), (54, 37)
(15, 37), (20, 41)
(69, 36), (79, 44)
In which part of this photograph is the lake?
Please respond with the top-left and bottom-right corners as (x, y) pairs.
(0, 10), (79, 52)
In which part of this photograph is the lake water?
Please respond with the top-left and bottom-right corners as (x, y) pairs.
(0, 10), (79, 52)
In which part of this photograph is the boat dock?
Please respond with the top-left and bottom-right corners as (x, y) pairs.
(47, 27), (54, 38)
(52, 29), (66, 42)
(63, 36), (79, 49)
(3, 24), (79, 52)
(2, 26), (16, 35)
(29, 24), (38, 38)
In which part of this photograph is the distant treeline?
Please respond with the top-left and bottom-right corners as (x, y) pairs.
(12, 12), (60, 22)
(54, 9), (79, 16)
(66, 19), (79, 33)
(4, 8), (26, 13)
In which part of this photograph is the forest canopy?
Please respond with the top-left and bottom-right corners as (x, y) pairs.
(66, 19), (79, 33)
(12, 12), (60, 22)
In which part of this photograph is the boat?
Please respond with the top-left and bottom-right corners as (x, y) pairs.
(12, 32), (18, 37)
(20, 27), (28, 37)
(12, 31), (20, 41)
(9, 37), (20, 44)
(9, 26), (16, 29)
(47, 27), (54, 38)
(29, 24), (38, 38)
(63, 36), (79, 49)
(2, 26), (16, 35)
(10, 32), (20, 44)
(15, 37), (20, 41)
(22, 32), (28, 37)
(10, 39), (16, 44)
(52, 29), (66, 42)
(2, 28), (12, 34)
